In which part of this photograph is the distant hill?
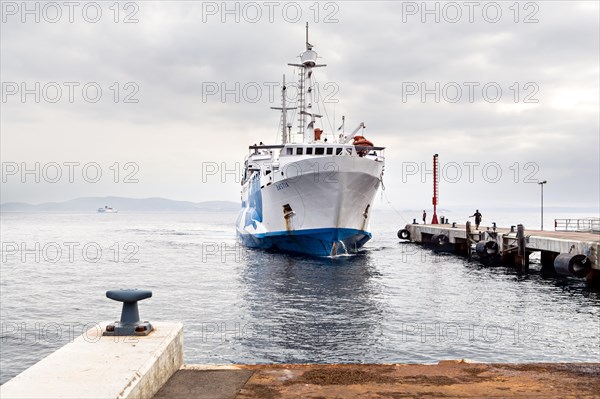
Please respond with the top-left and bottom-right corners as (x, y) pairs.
(0, 197), (239, 212)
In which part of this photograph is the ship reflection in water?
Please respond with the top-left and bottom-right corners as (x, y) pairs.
(239, 250), (386, 362)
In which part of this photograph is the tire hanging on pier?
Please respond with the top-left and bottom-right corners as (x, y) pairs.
(475, 241), (499, 257)
(398, 229), (410, 240)
(430, 234), (449, 246)
(553, 253), (592, 278)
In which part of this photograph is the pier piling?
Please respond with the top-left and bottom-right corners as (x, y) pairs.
(516, 224), (529, 274)
(466, 221), (472, 261)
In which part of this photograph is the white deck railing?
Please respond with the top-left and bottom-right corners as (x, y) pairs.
(554, 218), (600, 232)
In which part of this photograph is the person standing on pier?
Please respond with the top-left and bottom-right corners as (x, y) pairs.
(422, 210), (427, 224)
(470, 209), (482, 230)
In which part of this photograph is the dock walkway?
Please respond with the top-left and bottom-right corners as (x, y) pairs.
(407, 224), (600, 248)
(401, 223), (599, 281)
(154, 362), (600, 399)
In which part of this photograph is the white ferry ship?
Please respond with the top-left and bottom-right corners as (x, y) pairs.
(236, 25), (385, 256)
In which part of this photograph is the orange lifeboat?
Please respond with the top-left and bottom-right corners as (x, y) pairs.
(352, 135), (374, 147)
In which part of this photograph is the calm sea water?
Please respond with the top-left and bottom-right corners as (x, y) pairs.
(1, 209), (599, 384)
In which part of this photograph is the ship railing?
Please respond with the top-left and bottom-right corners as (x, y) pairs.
(248, 144), (385, 158)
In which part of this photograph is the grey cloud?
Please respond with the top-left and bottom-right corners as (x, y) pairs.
(1, 1), (598, 208)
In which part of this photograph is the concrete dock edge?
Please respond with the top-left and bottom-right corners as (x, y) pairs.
(0, 322), (183, 399)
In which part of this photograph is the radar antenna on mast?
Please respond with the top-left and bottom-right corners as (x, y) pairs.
(306, 22), (312, 50)
(288, 23), (327, 142)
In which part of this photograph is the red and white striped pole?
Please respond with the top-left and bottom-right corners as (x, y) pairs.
(431, 154), (439, 224)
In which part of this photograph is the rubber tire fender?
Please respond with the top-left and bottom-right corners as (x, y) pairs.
(398, 229), (410, 240)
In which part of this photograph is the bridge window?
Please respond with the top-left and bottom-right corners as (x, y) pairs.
(336, 148), (343, 155)
(315, 147), (324, 155)
(297, 148), (303, 155)
(326, 148), (333, 155)
(306, 147), (313, 155)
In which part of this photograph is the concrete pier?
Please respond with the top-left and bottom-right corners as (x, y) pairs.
(3, 326), (599, 398)
(0, 322), (183, 399)
(401, 223), (600, 281)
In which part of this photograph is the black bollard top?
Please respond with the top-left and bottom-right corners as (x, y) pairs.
(106, 289), (152, 303)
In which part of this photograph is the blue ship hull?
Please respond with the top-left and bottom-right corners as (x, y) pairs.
(237, 227), (372, 257)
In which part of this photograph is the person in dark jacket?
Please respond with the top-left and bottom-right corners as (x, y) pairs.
(422, 210), (427, 224)
(470, 210), (482, 229)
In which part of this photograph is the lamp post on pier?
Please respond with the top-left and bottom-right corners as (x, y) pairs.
(538, 180), (547, 230)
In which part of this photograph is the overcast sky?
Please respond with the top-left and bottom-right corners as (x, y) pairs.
(1, 1), (598, 211)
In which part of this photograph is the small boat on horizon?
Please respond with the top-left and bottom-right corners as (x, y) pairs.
(97, 205), (118, 213)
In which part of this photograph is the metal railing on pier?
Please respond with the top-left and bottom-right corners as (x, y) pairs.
(554, 218), (600, 232)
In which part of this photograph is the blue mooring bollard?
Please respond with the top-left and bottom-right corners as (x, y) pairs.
(103, 289), (154, 336)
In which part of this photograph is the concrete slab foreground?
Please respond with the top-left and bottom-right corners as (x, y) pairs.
(153, 369), (254, 399)
(0, 322), (183, 399)
(155, 362), (600, 399)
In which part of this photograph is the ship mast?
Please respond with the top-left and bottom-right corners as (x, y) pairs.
(288, 23), (326, 143)
(271, 75), (296, 144)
